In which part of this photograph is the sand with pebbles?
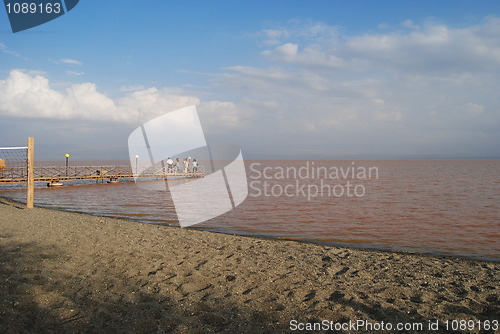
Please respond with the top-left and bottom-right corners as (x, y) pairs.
(0, 197), (498, 333)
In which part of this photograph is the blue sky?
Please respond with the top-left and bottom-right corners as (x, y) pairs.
(0, 0), (499, 159)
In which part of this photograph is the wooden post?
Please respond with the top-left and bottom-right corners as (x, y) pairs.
(26, 137), (34, 209)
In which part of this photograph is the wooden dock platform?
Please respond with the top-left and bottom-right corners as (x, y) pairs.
(0, 165), (205, 184)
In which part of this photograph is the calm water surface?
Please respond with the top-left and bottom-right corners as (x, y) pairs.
(2, 160), (499, 261)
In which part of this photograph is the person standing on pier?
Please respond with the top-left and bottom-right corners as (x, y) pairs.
(166, 157), (174, 172)
(175, 158), (181, 173)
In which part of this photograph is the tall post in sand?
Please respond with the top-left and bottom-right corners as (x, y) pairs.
(26, 137), (34, 209)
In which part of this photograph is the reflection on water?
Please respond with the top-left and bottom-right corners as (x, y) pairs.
(1, 160), (499, 261)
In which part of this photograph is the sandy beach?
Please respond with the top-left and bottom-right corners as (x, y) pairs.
(0, 197), (498, 333)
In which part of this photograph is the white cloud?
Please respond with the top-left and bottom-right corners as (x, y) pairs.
(402, 19), (420, 30)
(58, 58), (82, 66)
(287, 19), (339, 40)
(66, 70), (85, 76)
(262, 43), (298, 59)
(215, 66), (385, 135)
(0, 43), (28, 60)
(12, 69), (47, 76)
(198, 101), (244, 129)
(205, 18), (500, 156)
(117, 87), (200, 122)
(120, 85), (146, 92)
(0, 70), (119, 121)
(2, 17), (499, 158)
(259, 29), (290, 45)
(466, 102), (485, 113)
(261, 17), (500, 73)
(263, 43), (345, 68)
(258, 19), (339, 47)
(0, 71), (242, 131)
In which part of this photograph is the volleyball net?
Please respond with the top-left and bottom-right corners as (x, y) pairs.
(0, 137), (34, 208)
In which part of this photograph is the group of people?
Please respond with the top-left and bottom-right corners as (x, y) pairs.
(165, 157), (198, 173)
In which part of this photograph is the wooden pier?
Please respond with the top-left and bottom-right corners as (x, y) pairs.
(0, 165), (205, 184)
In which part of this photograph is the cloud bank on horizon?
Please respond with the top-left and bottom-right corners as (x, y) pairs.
(0, 3), (499, 159)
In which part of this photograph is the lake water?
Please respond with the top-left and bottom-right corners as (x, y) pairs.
(1, 160), (499, 261)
